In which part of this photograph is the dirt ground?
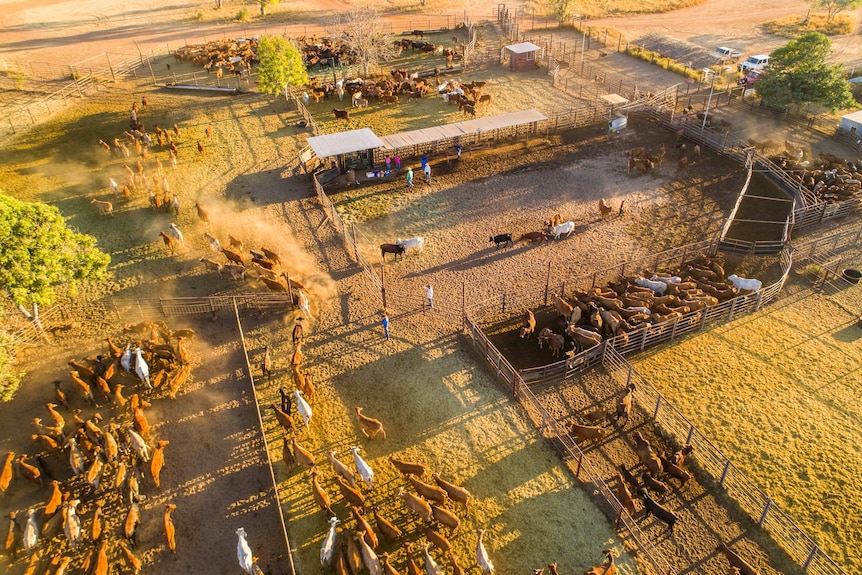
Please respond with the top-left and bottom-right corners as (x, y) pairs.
(1, 2), (861, 575)
(0, 315), (289, 575)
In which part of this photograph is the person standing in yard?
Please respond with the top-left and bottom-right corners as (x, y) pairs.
(381, 313), (390, 341)
(406, 168), (414, 188)
(455, 142), (463, 159)
(395, 155), (401, 170)
(424, 162), (431, 184)
(424, 284), (434, 309)
(385, 156), (391, 171)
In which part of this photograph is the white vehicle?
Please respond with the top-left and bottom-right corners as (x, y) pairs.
(712, 46), (744, 61)
(739, 54), (770, 73)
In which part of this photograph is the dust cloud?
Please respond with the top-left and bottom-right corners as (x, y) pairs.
(193, 196), (338, 317)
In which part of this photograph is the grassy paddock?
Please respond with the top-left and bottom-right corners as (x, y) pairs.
(632, 278), (862, 572)
(761, 14), (854, 37)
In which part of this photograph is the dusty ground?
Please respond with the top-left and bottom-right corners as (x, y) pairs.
(1, 2), (861, 575)
(0, 315), (289, 574)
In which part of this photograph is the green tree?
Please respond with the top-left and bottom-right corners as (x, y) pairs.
(0, 193), (110, 321)
(548, 0), (579, 23)
(755, 32), (854, 111)
(811, 0), (862, 22)
(256, 35), (308, 96)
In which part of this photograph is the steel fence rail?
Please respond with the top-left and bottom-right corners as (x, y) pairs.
(602, 345), (849, 575)
(232, 298), (297, 575)
(465, 314), (674, 575)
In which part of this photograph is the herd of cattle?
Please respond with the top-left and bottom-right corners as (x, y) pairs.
(555, 378), (762, 575)
(770, 148), (862, 205)
(516, 252), (762, 359)
(322, 76), (490, 122)
(266, 343), (629, 575)
(2, 320), (196, 573)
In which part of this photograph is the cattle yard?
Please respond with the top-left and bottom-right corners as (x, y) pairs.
(1, 7), (860, 575)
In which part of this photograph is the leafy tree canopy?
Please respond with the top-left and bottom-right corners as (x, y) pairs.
(811, 0), (862, 22)
(0, 193), (110, 307)
(256, 35), (309, 95)
(548, 0), (579, 22)
(755, 32), (854, 111)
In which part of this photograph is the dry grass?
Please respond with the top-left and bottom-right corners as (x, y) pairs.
(632, 275), (862, 572)
(559, 0), (707, 18)
(761, 14), (854, 37)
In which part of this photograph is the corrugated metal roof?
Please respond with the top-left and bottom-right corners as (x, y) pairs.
(599, 94), (628, 106)
(505, 42), (541, 54)
(379, 110), (547, 150)
(307, 128), (385, 157)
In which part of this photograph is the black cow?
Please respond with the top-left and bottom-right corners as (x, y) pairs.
(489, 233), (513, 249)
(639, 489), (679, 534)
(380, 243), (405, 261)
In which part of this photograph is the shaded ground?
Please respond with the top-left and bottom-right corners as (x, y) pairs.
(527, 368), (806, 575)
(0, 314), (287, 574)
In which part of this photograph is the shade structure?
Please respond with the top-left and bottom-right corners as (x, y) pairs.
(378, 110), (547, 150)
(504, 42), (541, 55)
(306, 128), (385, 158)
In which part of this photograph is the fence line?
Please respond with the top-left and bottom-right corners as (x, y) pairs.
(464, 315), (674, 575)
(232, 298), (297, 575)
(3, 293), (295, 350)
(0, 52), (143, 141)
(464, 241), (846, 574)
(601, 345), (848, 575)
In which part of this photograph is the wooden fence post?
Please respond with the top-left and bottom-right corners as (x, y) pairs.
(351, 223), (360, 262)
(544, 261), (551, 305)
(803, 545), (819, 571)
(652, 394), (662, 419)
(285, 270), (295, 308)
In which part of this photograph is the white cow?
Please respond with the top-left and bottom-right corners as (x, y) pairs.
(476, 529), (494, 575)
(236, 528), (254, 574)
(351, 446), (374, 490)
(395, 236), (424, 254)
(168, 223), (184, 245)
(128, 427), (151, 462)
(64, 500), (82, 550)
(634, 276), (668, 295)
(22, 509), (38, 552)
(320, 517), (340, 569)
(727, 274), (762, 292)
(650, 274), (682, 284)
(548, 221), (575, 239)
(293, 389), (312, 429)
(134, 347), (150, 388)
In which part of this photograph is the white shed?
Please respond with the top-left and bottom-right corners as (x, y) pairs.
(838, 109), (862, 134)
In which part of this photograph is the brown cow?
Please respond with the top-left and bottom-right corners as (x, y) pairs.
(332, 108), (350, 121)
(519, 231), (546, 244)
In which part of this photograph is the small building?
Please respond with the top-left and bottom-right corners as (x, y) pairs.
(503, 42), (541, 72)
(839, 109), (862, 136)
(306, 128), (385, 174)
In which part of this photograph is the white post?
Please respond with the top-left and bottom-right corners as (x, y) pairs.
(702, 69), (717, 131)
